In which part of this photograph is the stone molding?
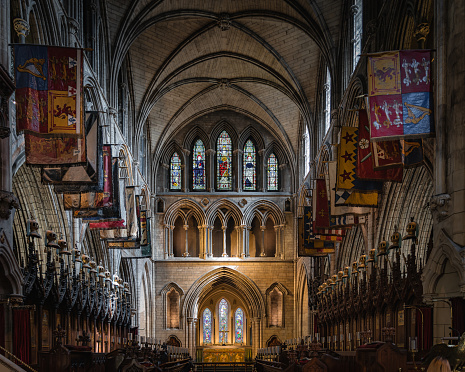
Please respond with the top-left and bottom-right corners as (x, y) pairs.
(429, 193), (451, 221)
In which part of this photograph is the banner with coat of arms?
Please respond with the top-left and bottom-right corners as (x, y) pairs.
(368, 50), (433, 141)
(14, 44), (85, 165)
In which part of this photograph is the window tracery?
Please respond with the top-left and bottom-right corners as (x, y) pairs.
(203, 308), (212, 344)
(193, 139), (206, 190)
(267, 153), (278, 191)
(219, 298), (229, 343)
(217, 131), (232, 190)
(243, 139), (256, 191)
(235, 308), (244, 343)
(170, 152), (181, 190)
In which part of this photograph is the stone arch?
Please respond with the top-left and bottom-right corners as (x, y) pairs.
(238, 126), (265, 152)
(265, 282), (289, 328)
(243, 200), (285, 228)
(164, 199), (206, 227)
(205, 199), (242, 227)
(210, 120), (238, 150)
(182, 267), (265, 320)
(422, 237), (465, 298)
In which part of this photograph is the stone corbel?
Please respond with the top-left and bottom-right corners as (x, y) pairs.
(0, 191), (20, 220)
(429, 194), (451, 221)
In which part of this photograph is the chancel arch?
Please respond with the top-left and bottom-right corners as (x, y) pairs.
(182, 267), (266, 356)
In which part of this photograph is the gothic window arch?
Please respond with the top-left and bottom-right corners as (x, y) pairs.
(218, 298), (229, 343)
(203, 308), (212, 344)
(216, 131), (232, 190)
(192, 139), (206, 190)
(170, 152), (182, 190)
(235, 308), (244, 344)
(243, 139), (256, 191)
(267, 153), (279, 191)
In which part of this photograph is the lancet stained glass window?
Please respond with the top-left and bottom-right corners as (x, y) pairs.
(243, 140), (256, 191)
(235, 308), (244, 343)
(170, 152), (181, 190)
(217, 131), (232, 190)
(219, 299), (228, 343)
(267, 153), (278, 191)
(203, 308), (212, 344)
(193, 139), (206, 190)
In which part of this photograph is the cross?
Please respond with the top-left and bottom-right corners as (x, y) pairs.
(318, 209), (326, 217)
(319, 190), (326, 198)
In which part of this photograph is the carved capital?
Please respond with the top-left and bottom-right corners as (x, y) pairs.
(13, 18), (29, 38)
(429, 193), (451, 221)
(67, 17), (80, 35)
(350, 5), (359, 15)
(0, 191), (20, 220)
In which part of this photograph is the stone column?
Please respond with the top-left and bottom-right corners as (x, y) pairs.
(182, 225), (190, 257)
(235, 226), (244, 258)
(191, 318), (198, 359)
(161, 163), (169, 192)
(206, 149), (216, 192)
(240, 225), (247, 258)
(274, 225), (280, 258)
(221, 226), (228, 257)
(245, 226), (251, 257)
(206, 226), (213, 258)
(252, 318), (261, 357)
(198, 225), (206, 258)
(233, 149), (243, 192)
(260, 226), (266, 257)
(258, 149), (266, 191)
(182, 148), (190, 192)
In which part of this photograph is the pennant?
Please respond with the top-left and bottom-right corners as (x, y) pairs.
(299, 237), (336, 257)
(337, 127), (383, 191)
(42, 113), (104, 192)
(314, 235), (343, 241)
(125, 186), (138, 238)
(357, 110), (403, 182)
(329, 215), (366, 228)
(335, 189), (379, 207)
(107, 240), (140, 249)
(14, 44), (85, 165)
(368, 50), (433, 141)
(100, 229), (128, 240)
(327, 161), (375, 214)
(401, 139), (423, 167)
(314, 179), (330, 228)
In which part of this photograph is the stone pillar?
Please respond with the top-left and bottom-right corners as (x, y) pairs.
(221, 226), (228, 257)
(252, 318), (261, 356)
(198, 225), (206, 258)
(206, 226), (213, 258)
(240, 225), (247, 258)
(235, 225), (244, 258)
(260, 226), (266, 257)
(206, 149), (215, 192)
(233, 149), (243, 192)
(245, 226), (251, 257)
(274, 225), (280, 257)
(182, 225), (190, 257)
(182, 148), (190, 192)
(258, 149), (266, 191)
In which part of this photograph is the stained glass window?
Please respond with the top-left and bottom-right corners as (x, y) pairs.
(243, 140), (256, 191)
(170, 152), (181, 190)
(267, 153), (278, 191)
(235, 308), (244, 343)
(216, 131), (232, 190)
(203, 308), (212, 344)
(219, 299), (228, 343)
(193, 139), (206, 190)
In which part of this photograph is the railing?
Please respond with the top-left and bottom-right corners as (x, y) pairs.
(0, 345), (37, 372)
(194, 362), (254, 372)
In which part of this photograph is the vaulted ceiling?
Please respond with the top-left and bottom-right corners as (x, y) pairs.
(107, 0), (344, 161)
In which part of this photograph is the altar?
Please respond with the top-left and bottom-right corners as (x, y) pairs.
(199, 345), (251, 362)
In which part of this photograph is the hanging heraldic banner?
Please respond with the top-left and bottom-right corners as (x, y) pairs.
(14, 44), (86, 165)
(367, 50), (433, 141)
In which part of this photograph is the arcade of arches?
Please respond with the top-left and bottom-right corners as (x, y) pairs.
(0, 0), (464, 370)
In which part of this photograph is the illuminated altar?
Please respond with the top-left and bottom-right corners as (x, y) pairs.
(200, 346), (250, 362)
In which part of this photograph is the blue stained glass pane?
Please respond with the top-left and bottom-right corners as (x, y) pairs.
(219, 299), (228, 343)
(217, 131), (232, 190)
(243, 140), (256, 191)
(203, 308), (212, 344)
(170, 152), (181, 190)
(267, 153), (278, 191)
(193, 139), (206, 190)
(235, 308), (244, 343)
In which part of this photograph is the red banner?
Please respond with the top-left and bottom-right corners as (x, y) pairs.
(314, 179), (330, 228)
